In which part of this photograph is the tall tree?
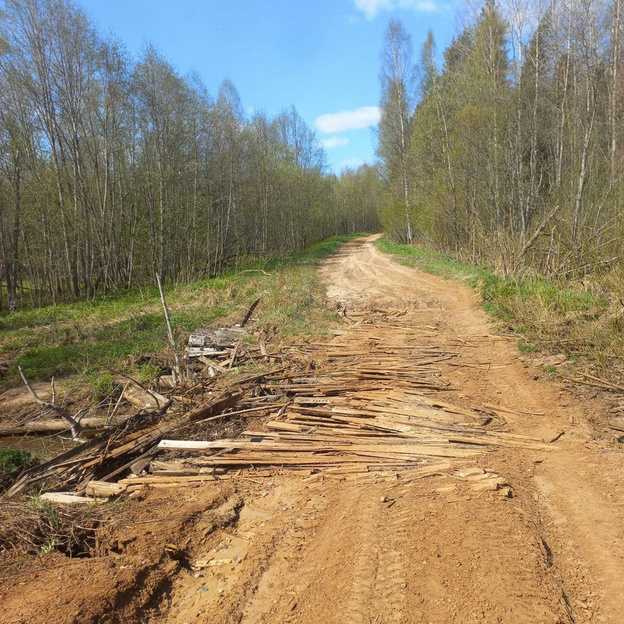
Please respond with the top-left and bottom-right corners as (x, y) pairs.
(378, 19), (416, 243)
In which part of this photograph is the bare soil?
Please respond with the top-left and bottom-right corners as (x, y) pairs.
(2, 235), (624, 623)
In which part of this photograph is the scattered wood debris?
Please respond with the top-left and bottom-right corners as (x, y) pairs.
(3, 299), (555, 500)
(534, 353), (567, 368)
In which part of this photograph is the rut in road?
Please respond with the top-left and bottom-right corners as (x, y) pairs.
(9, 236), (621, 624)
(145, 236), (595, 624)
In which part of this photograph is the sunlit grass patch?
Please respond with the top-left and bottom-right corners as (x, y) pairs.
(0, 235), (359, 392)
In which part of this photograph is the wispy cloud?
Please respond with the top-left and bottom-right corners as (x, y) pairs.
(319, 136), (350, 149)
(354, 0), (439, 20)
(315, 106), (380, 134)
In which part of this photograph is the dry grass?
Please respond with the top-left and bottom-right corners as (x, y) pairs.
(0, 497), (110, 565)
(0, 236), (354, 395)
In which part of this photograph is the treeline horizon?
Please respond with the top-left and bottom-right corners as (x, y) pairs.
(378, 0), (624, 279)
(0, 0), (381, 310)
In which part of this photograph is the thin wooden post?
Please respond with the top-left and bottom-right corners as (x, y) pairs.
(155, 273), (182, 385)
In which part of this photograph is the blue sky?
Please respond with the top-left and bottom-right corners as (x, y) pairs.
(78, 0), (461, 174)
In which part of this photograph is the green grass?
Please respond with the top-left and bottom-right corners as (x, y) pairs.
(479, 272), (606, 322)
(0, 235), (361, 393)
(517, 341), (539, 353)
(376, 238), (485, 284)
(0, 449), (33, 477)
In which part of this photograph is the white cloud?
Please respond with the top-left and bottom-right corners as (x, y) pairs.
(341, 158), (366, 169)
(319, 136), (350, 149)
(355, 0), (439, 19)
(315, 106), (380, 134)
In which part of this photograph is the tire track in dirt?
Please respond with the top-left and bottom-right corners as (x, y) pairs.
(5, 235), (623, 623)
(321, 235), (624, 623)
(146, 235), (590, 623)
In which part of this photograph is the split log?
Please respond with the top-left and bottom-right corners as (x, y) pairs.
(85, 480), (128, 498)
(0, 416), (122, 436)
(40, 492), (101, 504)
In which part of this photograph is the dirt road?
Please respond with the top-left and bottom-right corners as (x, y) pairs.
(3, 235), (624, 623)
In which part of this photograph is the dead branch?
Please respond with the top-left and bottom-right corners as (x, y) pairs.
(515, 205), (560, 270)
(155, 273), (182, 385)
(18, 366), (82, 439)
(240, 298), (261, 328)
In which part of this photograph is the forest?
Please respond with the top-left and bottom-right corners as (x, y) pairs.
(378, 0), (624, 280)
(4, 0), (624, 312)
(0, 0), (381, 311)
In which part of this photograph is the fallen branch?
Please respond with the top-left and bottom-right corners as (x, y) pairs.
(156, 273), (182, 385)
(578, 372), (624, 392)
(240, 298), (261, 328)
(514, 204), (560, 270)
(564, 373), (624, 393)
(18, 367), (82, 439)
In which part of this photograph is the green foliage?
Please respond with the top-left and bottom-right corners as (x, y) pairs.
(39, 537), (60, 554)
(335, 166), (383, 234)
(517, 341), (538, 353)
(0, 449), (33, 478)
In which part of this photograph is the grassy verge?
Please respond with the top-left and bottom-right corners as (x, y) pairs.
(376, 237), (624, 377)
(0, 235), (361, 394)
(376, 238), (487, 284)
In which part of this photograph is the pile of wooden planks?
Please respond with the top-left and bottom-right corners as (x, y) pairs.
(126, 326), (552, 486)
(5, 390), (244, 496)
(11, 301), (556, 498)
(184, 298), (264, 370)
(139, 389), (550, 485)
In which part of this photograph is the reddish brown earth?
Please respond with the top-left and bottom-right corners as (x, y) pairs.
(2, 235), (624, 623)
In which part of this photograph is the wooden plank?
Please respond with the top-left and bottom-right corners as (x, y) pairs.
(85, 480), (128, 497)
(41, 492), (101, 504)
(293, 397), (332, 405)
(447, 435), (553, 451)
(158, 439), (483, 459)
(124, 385), (168, 410)
(185, 347), (229, 358)
(266, 421), (306, 432)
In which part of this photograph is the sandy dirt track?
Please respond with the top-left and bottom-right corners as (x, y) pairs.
(2, 235), (624, 623)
